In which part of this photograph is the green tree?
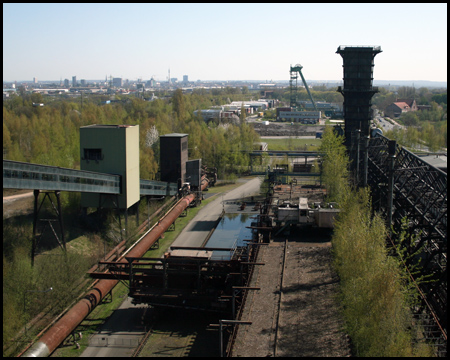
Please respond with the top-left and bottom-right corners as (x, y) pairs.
(397, 86), (416, 99)
(172, 88), (186, 122)
(30, 92), (44, 104)
(239, 103), (246, 124)
(319, 126), (350, 204)
(431, 92), (447, 105)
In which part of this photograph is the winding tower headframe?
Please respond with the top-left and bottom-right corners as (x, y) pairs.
(289, 64), (298, 109)
(290, 64), (317, 111)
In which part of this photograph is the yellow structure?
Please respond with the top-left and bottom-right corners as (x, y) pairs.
(80, 124), (140, 209)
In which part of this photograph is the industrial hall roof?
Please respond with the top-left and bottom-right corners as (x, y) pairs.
(160, 133), (188, 137)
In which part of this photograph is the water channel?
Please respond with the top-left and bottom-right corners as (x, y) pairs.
(205, 213), (256, 260)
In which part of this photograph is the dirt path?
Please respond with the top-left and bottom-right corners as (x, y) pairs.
(3, 191), (34, 203)
(3, 191), (34, 218)
(232, 241), (351, 357)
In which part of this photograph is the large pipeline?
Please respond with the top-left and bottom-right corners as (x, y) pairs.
(23, 180), (208, 357)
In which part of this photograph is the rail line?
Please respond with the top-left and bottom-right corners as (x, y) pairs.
(228, 240), (286, 357)
(129, 307), (221, 357)
(273, 239), (288, 357)
(131, 308), (161, 357)
(225, 239), (264, 356)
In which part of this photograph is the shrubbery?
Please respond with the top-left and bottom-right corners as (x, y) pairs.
(320, 129), (433, 356)
(332, 189), (432, 356)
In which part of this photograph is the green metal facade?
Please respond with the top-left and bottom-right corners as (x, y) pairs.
(80, 125), (140, 209)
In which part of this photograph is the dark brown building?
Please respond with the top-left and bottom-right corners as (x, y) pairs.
(160, 133), (188, 185)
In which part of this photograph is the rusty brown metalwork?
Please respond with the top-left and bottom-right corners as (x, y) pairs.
(22, 179), (209, 357)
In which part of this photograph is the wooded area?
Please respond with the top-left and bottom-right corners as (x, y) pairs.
(3, 88), (260, 179)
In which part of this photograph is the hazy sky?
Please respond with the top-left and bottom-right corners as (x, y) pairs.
(3, 3), (447, 82)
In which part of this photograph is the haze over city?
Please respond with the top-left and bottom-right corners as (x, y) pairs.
(3, 3), (447, 83)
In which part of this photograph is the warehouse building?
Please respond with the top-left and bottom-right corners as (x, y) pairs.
(277, 110), (321, 123)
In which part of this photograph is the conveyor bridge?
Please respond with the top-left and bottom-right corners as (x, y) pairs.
(3, 159), (178, 196)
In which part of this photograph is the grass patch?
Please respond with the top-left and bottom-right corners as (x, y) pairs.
(50, 281), (129, 357)
(65, 235), (92, 255)
(206, 178), (255, 194)
(263, 137), (321, 151)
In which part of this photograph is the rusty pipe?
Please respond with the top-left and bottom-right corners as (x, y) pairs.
(22, 179), (208, 357)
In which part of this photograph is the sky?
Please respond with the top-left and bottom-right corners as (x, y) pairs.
(3, 3), (447, 83)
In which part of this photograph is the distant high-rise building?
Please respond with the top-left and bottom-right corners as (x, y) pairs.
(183, 75), (188, 83)
(64, 79), (69, 87)
(33, 77), (37, 84)
(112, 77), (123, 87)
(80, 79), (86, 86)
(72, 76), (77, 87)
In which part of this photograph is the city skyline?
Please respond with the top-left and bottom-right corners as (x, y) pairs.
(3, 3), (447, 83)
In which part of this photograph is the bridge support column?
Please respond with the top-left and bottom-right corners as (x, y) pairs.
(31, 190), (66, 266)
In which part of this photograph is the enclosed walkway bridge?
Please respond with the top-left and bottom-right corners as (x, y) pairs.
(3, 160), (178, 196)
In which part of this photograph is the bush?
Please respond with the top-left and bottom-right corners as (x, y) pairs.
(332, 188), (433, 356)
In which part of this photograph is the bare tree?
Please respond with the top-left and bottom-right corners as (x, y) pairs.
(145, 125), (159, 148)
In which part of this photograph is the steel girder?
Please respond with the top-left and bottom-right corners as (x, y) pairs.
(367, 135), (447, 342)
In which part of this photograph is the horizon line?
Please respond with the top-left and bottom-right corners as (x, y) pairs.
(3, 79), (447, 84)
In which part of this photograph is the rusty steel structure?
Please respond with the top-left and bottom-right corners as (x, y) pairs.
(91, 245), (261, 315)
(89, 209), (264, 317)
(368, 134), (447, 354)
(22, 179), (209, 357)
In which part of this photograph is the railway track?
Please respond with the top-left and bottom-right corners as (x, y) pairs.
(230, 241), (286, 357)
(273, 239), (288, 357)
(130, 307), (221, 357)
(232, 235), (351, 357)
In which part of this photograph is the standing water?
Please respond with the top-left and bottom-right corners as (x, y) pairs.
(205, 213), (256, 260)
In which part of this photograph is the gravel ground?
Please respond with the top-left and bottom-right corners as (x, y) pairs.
(232, 243), (285, 357)
(232, 241), (351, 357)
(277, 245), (351, 357)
